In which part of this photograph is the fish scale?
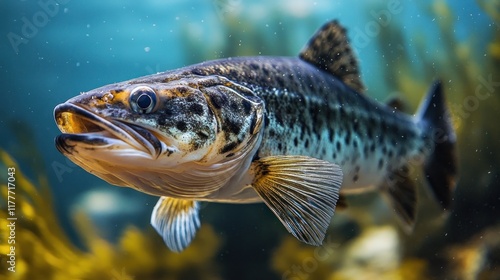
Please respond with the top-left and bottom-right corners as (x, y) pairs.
(180, 56), (428, 191)
(54, 20), (456, 252)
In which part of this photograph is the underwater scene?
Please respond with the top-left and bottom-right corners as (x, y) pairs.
(1, 0), (499, 279)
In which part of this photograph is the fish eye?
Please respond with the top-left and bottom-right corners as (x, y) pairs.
(130, 86), (157, 114)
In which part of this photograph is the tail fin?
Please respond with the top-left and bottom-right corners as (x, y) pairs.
(416, 81), (458, 210)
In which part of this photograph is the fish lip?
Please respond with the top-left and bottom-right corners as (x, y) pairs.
(54, 102), (162, 157)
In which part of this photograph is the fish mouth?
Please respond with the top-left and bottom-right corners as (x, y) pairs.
(54, 103), (162, 158)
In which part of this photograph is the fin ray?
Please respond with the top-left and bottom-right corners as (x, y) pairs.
(151, 197), (200, 252)
(251, 156), (343, 245)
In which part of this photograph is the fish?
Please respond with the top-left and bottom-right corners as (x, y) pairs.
(54, 20), (457, 252)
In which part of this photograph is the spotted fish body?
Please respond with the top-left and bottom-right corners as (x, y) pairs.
(182, 57), (429, 193)
(54, 21), (457, 252)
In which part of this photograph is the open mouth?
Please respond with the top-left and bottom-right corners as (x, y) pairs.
(54, 103), (162, 157)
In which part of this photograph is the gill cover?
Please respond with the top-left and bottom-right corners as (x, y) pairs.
(196, 75), (264, 159)
(150, 76), (265, 251)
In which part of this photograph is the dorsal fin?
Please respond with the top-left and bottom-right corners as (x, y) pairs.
(299, 20), (365, 93)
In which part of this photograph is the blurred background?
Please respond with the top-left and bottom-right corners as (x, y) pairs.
(0, 0), (499, 279)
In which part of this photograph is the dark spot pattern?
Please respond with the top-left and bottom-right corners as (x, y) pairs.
(242, 99), (252, 114)
(277, 143), (283, 151)
(353, 174), (359, 182)
(168, 57), (426, 182)
(268, 129), (276, 137)
(220, 142), (238, 154)
(208, 94), (227, 109)
(176, 121), (187, 132)
(328, 128), (334, 142)
(345, 132), (351, 145)
(224, 118), (241, 135)
(190, 103), (204, 115)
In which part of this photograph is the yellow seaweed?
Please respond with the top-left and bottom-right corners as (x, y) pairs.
(0, 150), (222, 280)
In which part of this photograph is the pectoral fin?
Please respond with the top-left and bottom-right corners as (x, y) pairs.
(251, 156), (343, 246)
(151, 197), (200, 252)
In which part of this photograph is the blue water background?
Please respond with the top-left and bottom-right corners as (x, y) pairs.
(0, 0), (496, 278)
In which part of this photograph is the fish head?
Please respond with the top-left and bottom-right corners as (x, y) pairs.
(54, 75), (264, 195)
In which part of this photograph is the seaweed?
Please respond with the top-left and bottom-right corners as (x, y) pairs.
(271, 226), (429, 279)
(0, 150), (222, 280)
